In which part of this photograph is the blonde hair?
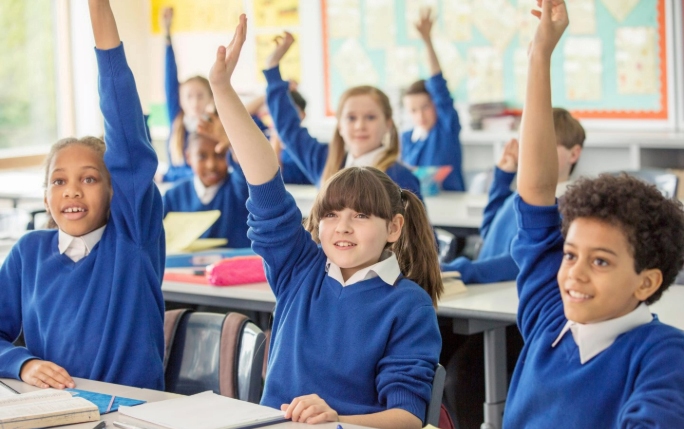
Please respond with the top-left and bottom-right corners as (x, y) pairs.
(169, 76), (213, 166)
(321, 86), (400, 184)
(305, 167), (443, 306)
(43, 136), (111, 229)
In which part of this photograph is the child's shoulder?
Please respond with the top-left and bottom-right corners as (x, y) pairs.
(17, 229), (57, 246)
(393, 277), (435, 307)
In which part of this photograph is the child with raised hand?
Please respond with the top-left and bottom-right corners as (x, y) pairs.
(210, 15), (441, 429)
(263, 32), (423, 200)
(507, 1), (684, 427)
(0, 0), (165, 390)
(401, 8), (464, 191)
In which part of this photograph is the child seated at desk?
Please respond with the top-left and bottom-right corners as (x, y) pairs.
(506, 1), (684, 427)
(208, 16), (442, 429)
(162, 132), (251, 248)
(441, 108), (584, 284)
(0, 0), (165, 390)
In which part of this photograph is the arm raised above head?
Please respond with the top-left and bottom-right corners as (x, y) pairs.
(517, 0), (568, 206)
(415, 7), (441, 77)
(88, 0), (120, 50)
(210, 15), (279, 186)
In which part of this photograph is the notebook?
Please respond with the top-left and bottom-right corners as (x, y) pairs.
(164, 211), (227, 254)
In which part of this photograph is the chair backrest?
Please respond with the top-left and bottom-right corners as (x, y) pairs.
(426, 363), (446, 427)
(164, 310), (266, 403)
(435, 228), (458, 264)
(611, 169), (679, 199)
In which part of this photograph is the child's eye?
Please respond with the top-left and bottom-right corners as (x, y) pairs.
(346, 115), (356, 122)
(83, 177), (97, 184)
(51, 179), (65, 186)
(562, 252), (576, 261)
(365, 115), (376, 121)
(593, 258), (609, 267)
(355, 213), (369, 219)
(323, 212), (336, 218)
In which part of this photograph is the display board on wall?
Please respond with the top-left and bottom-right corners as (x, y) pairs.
(322, 0), (670, 121)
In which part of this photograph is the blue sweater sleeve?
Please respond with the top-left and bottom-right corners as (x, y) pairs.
(97, 44), (164, 245)
(425, 73), (461, 136)
(481, 167), (516, 239)
(165, 44), (181, 126)
(510, 196), (565, 342)
(0, 243), (37, 378)
(246, 172), (322, 298)
(264, 66), (328, 185)
(441, 253), (519, 284)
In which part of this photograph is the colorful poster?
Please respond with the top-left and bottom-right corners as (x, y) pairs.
(150, 0), (242, 34)
(255, 33), (301, 83)
(442, 0), (472, 42)
(364, 0), (395, 49)
(326, 0), (360, 39)
(564, 37), (603, 100)
(253, 0), (299, 27)
(517, 0), (538, 48)
(568, 0), (597, 34)
(616, 27), (658, 94)
(467, 47), (503, 103)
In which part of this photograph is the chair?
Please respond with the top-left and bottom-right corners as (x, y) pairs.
(426, 364), (450, 428)
(611, 169), (678, 199)
(435, 228), (458, 264)
(163, 309), (266, 403)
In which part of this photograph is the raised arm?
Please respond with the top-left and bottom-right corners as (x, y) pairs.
(162, 7), (181, 124)
(415, 8), (440, 77)
(481, 138), (518, 237)
(517, 0), (568, 206)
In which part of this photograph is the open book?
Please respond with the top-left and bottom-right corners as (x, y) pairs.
(164, 211), (227, 254)
(0, 388), (100, 429)
(441, 271), (467, 298)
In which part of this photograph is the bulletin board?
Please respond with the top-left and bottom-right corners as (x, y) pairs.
(321, 0), (671, 121)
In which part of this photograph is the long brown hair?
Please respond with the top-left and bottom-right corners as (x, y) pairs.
(305, 167), (443, 306)
(320, 86), (400, 184)
(169, 76), (213, 166)
(43, 136), (111, 229)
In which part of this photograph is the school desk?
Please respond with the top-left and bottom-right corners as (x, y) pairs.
(0, 377), (375, 429)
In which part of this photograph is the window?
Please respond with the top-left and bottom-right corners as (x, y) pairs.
(0, 0), (57, 149)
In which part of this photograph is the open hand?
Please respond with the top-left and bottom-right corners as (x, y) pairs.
(265, 32), (295, 70)
(209, 14), (247, 89)
(530, 0), (568, 58)
(281, 394), (339, 424)
(162, 7), (173, 36)
(20, 359), (75, 389)
(497, 138), (519, 173)
(197, 113), (230, 152)
(414, 7), (434, 42)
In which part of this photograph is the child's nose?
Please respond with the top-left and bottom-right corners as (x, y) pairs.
(335, 218), (352, 233)
(568, 261), (589, 281)
(64, 184), (82, 198)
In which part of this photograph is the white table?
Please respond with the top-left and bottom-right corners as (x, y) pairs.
(0, 377), (374, 429)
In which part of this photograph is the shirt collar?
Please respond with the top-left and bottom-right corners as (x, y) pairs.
(193, 176), (224, 205)
(410, 127), (429, 143)
(326, 251), (401, 287)
(344, 146), (386, 168)
(58, 225), (106, 261)
(551, 303), (653, 364)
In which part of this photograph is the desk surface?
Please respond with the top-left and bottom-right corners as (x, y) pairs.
(1, 378), (374, 429)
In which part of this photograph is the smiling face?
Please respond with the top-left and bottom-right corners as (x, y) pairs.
(403, 93), (437, 131)
(318, 208), (403, 281)
(558, 217), (660, 324)
(186, 135), (228, 187)
(337, 94), (392, 158)
(44, 144), (112, 236)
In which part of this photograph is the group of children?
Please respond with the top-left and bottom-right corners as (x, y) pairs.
(0, 0), (683, 428)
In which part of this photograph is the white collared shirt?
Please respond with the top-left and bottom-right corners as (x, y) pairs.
(556, 181), (570, 197)
(58, 225), (106, 263)
(551, 303), (653, 364)
(193, 177), (224, 205)
(326, 251), (401, 287)
(410, 127), (429, 143)
(344, 146), (386, 169)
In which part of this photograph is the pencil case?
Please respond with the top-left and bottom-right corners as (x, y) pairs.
(205, 256), (267, 286)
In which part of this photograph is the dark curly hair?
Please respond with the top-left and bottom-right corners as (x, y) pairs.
(560, 174), (684, 304)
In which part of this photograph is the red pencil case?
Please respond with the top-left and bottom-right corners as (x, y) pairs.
(205, 255), (266, 286)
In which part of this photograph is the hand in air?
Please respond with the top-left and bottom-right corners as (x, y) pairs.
(265, 32), (295, 70)
(414, 7), (434, 42)
(209, 14), (247, 90)
(530, 0), (568, 58)
(281, 394), (340, 424)
(20, 359), (75, 389)
(197, 113), (230, 153)
(161, 7), (173, 35)
(497, 138), (519, 173)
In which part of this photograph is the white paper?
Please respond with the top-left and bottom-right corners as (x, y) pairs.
(568, 0), (597, 35)
(615, 27), (658, 95)
(601, 0), (641, 22)
(332, 38), (379, 87)
(385, 46), (420, 88)
(326, 0), (361, 39)
(471, 0), (517, 52)
(564, 37), (603, 100)
(443, 0), (472, 42)
(364, 0), (395, 49)
(467, 47), (504, 103)
(119, 391), (285, 429)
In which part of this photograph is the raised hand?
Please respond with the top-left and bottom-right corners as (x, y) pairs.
(497, 138), (519, 173)
(162, 7), (173, 37)
(281, 394), (339, 424)
(265, 32), (295, 70)
(20, 359), (75, 389)
(196, 113), (231, 153)
(414, 7), (434, 42)
(209, 14), (247, 90)
(530, 0), (568, 58)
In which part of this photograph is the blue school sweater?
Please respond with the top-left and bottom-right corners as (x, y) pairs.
(0, 44), (165, 389)
(163, 175), (251, 248)
(504, 196), (684, 428)
(264, 66), (423, 200)
(441, 167), (519, 283)
(163, 43), (193, 183)
(400, 73), (464, 191)
(249, 173), (440, 421)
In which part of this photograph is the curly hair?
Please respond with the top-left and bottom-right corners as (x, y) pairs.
(560, 174), (684, 304)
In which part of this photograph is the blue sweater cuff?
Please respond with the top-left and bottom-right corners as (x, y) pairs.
(4, 348), (36, 379)
(386, 388), (428, 423)
(95, 42), (127, 79)
(494, 166), (516, 185)
(247, 170), (288, 210)
(263, 66), (284, 84)
(514, 195), (560, 229)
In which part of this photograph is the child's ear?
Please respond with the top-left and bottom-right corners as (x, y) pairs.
(569, 145), (582, 164)
(386, 214), (404, 243)
(635, 268), (663, 302)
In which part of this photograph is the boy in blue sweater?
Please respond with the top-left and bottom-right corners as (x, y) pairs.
(401, 8), (464, 191)
(162, 132), (251, 248)
(507, 1), (684, 427)
(263, 33), (423, 200)
(209, 16), (442, 429)
(442, 108), (584, 284)
(0, 0), (165, 390)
